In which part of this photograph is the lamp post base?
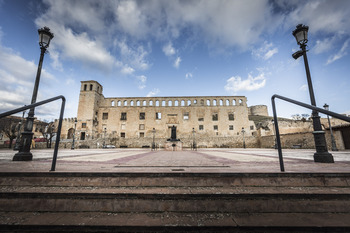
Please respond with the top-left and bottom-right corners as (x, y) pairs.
(13, 152), (33, 161)
(314, 152), (334, 163)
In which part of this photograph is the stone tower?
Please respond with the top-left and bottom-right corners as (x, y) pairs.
(76, 80), (103, 140)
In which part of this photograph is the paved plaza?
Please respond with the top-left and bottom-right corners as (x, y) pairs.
(0, 148), (349, 173)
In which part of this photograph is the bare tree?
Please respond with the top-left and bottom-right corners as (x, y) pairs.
(42, 122), (56, 148)
(0, 117), (20, 148)
(291, 114), (302, 120)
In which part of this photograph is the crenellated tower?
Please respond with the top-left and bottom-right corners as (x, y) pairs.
(76, 80), (103, 140)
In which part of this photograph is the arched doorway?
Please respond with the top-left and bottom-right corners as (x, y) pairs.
(67, 128), (74, 139)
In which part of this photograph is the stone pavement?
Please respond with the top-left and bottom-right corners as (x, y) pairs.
(0, 148), (349, 173)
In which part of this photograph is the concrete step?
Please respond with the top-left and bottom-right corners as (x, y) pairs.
(0, 172), (350, 231)
(1, 172), (350, 187)
(1, 192), (350, 213)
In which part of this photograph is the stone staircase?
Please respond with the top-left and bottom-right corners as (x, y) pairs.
(0, 172), (350, 232)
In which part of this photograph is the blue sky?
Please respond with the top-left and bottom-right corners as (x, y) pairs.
(0, 0), (349, 121)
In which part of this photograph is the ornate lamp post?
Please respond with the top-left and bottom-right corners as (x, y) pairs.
(241, 127), (246, 149)
(13, 27), (54, 161)
(152, 128), (156, 151)
(13, 109), (26, 151)
(292, 24), (333, 163)
(323, 104), (338, 151)
(192, 128), (196, 151)
(71, 119), (77, 150)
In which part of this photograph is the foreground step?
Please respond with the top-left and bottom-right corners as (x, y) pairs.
(0, 172), (350, 231)
(1, 172), (350, 187)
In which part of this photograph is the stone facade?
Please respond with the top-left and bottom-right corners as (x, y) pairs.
(71, 80), (258, 148)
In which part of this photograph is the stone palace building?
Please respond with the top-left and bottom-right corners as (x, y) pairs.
(60, 80), (269, 148)
(55, 80), (349, 150)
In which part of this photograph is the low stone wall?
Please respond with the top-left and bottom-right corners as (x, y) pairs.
(53, 136), (260, 149)
(260, 132), (315, 149)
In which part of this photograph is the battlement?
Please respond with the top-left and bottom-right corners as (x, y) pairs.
(103, 96), (247, 108)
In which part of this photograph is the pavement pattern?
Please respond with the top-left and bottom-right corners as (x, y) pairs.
(0, 148), (349, 173)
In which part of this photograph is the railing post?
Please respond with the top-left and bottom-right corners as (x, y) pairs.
(271, 96), (285, 172)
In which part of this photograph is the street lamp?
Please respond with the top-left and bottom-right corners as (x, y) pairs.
(241, 127), (246, 149)
(71, 118), (77, 150)
(192, 128), (197, 151)
(103, 128), (107, 148)
(323, 104), (338, 151)
(292, 24), (333, 163)
(152, 128), (156, 151)
(13, 27), (54, 161)
(13, 109), (26, 151)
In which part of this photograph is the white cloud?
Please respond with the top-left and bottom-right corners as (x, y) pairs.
(163, 42), (176, 56)
(252, 41), (278, 60)
(116, 40), (150, 71)
(285, 1), (350, 36)
(314, 37), (335, 55)
(225, 72), (266, 93)
(299, 84), (308, 91)
(185, 72), (193, 79)
(146, 88), (160, 97)
(116, 0), (148, 38)
(174, 56), (181, 69)
(326, 39), (349, 65)
(49, 48), (63, 71)
(136, 75), (147, 90)
(121, 66), (135, 75)
(0, 44), (56, 117)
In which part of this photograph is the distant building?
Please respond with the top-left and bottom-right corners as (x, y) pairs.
(64, 80), (266, 148)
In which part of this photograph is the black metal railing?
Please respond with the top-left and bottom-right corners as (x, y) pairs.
(271, 94), (350, 172)
(0, 95), (66, 171)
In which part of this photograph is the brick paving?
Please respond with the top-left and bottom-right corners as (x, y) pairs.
(0, 148), (349, 173)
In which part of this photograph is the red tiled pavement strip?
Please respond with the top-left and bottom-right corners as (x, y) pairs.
(0, 148), (349, 173)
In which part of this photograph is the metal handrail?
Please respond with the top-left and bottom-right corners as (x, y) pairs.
(271, 94), (350, 172)
(0, 95), (66, 171)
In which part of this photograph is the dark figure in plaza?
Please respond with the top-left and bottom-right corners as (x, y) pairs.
(168, 125), (180, 141)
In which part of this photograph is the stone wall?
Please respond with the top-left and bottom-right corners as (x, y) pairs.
(248, 105), (269, 116)
(54, 135), (260, 149)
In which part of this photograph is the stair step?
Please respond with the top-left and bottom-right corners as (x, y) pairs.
(1, 172), (350, 187)
(1, 212), (350, 228)
(1, 186), (350, 194)
(1, 172), (350, 230)
(1, 192), (350, 212)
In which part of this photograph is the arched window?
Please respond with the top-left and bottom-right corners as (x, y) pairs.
(219, 99), (223, 106)
(181, 100), (185, 106)
(111, 100), (115, 107)
(213, 99), (217, 106)
(143, 100), (147, 106)
(168, 100), (172, 106)
(149, 100), (153, 106)
(136, 100), (140, 106)
(156, 100), (159, 106)
(130, 100), (134, 106)
(200, 99), (204, 106)
(117, 101), (121, 106)
(226, 99), (230, 106)
(187, 100), (191, 106)
(162, 100), (166, 106)
(174, 100), (179, 106)
(239, 99), (243, 105)
(207, 99), (211, 106)
(124, 100), (128, 106)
